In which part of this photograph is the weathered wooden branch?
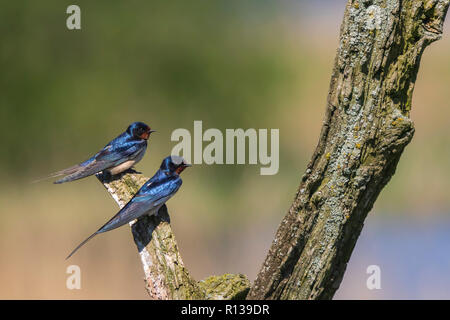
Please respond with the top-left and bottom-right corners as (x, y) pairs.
(96, 0), (448, 300)
(97, 171), (250, 300)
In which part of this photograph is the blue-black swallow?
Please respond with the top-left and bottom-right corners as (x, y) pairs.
(46, 122), (154, 184)
(66, 155), (191, 259)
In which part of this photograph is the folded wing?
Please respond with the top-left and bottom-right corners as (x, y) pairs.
(66, 174), (182, 259)
(54, 139), (145, 184)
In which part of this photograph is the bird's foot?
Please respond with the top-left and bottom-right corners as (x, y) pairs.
(127, 167), (141, 174)
(100, 170), (113, 181)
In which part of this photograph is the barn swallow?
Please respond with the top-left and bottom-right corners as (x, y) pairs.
(66, 155), (191, 259)
(44, 122), (155, 184)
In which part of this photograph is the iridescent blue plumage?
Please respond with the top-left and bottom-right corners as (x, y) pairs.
(66, 155), (191, 259)
(50, 122), (154, 184)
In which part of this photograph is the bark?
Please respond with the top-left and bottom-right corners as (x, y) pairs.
(96, 0), (449, 300)
(247, 0), (449, 300)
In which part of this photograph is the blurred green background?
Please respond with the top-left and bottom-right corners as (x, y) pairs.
(1, 1), (449, 299)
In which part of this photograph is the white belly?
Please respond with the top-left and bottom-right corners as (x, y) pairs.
(108, 148), (146, 175)
(108, 159), (137, 175)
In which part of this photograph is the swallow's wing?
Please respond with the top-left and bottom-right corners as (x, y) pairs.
(53, 157), (110, 184)
(98, 175), (182, 233)
(31, 164), (83, 184)
(54, 138), (145, 184)
(66, 175), (182, 259)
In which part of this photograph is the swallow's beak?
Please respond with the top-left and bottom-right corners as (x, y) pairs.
(175, 162), (191, 175)
(141, 129), (156, 140)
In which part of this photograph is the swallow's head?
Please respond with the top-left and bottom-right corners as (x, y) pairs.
(161, 155), (191, 175)
(127, 122), (155, 140)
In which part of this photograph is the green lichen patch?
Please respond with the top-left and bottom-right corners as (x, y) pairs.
(199, 274), (251, 300)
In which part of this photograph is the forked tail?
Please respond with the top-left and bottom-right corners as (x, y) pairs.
(31, 164), (81, 184)
(66, 232), (99, 260)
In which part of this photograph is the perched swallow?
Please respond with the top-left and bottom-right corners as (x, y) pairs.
(66, 155), (191, 259)
(45, 122), (155, 184)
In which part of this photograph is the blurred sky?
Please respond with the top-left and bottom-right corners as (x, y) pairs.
(0, 1), (449, 299)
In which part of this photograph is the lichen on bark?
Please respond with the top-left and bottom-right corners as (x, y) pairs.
(247, 0), (449, 300)
(199, 274), (251, 300)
